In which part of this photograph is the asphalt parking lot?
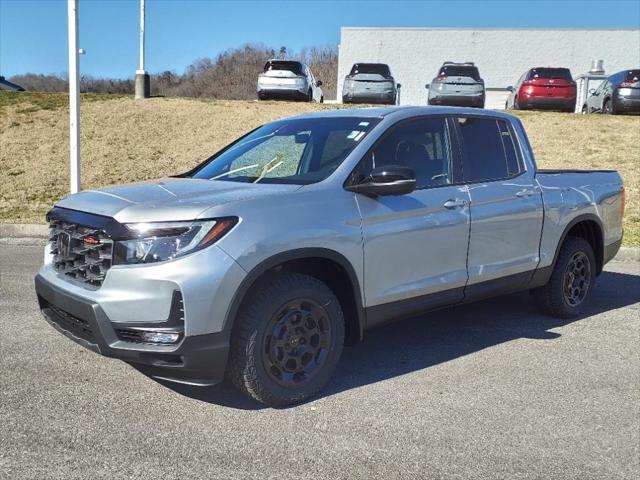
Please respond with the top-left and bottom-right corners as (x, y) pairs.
(1, 239), (639, 480)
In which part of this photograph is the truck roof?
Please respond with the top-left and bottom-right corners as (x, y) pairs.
(286, 106), (518, 121)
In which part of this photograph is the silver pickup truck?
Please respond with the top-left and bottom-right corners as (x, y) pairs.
(35, 107), (625, 407)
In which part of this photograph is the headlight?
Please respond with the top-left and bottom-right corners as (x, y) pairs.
(113, 217), (237, 265)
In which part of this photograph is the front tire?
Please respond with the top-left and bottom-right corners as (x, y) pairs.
(533, 237), (596, 319)
(603, 99), (613, 114)
(227, 272), (345, 407)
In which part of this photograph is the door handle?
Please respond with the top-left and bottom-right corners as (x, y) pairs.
(516, 189), (536, 198)
(443, 198), (467, 209)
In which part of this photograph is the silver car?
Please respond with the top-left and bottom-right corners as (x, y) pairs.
(427, 62), (485, 108)
(36, 107), (624, 407)
(342, 63), (398, 104)
(257, 59), (323, 102)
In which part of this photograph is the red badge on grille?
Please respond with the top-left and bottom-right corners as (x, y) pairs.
(83, 235), (100, 245)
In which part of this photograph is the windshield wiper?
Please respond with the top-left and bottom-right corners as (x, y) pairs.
(254, 154), (284, 183)
(210, 164), (259, 180)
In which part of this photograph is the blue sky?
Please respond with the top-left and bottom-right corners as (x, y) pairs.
(1, 0), (639, 78)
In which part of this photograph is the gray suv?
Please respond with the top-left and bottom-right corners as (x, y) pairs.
(583, 69), (640, 114)
(427, 62), (485, 108)
(342, 63), (398, 104)
(36, 107), (624, 407)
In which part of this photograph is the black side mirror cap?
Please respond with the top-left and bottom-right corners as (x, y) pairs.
(506, 85), (514, 92)
(396, 83), (402, 89)
(316, 80), (323, 86)
(345, 165), (416, 197)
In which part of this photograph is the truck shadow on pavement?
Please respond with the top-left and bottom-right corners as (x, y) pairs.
(153, 269), (640, 410)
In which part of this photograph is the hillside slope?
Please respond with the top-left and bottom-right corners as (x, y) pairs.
(1, 93), (638, 245)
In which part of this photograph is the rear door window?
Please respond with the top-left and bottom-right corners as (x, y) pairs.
(456, 117), (523, 183)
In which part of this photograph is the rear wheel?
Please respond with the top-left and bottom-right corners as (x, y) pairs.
(533, 237), (596, 318)
(582, 105), (588, 114)
(514, 96), (520, 110)
(320, 96), (324, 104)
(227, 272), (345, 407)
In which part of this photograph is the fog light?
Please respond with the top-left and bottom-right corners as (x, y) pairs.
(139, 331), (181, 344)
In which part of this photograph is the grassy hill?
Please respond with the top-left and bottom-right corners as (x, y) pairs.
(1, 91), (638, 246)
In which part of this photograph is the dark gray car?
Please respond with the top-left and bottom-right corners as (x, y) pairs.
(584, 69), (640, 114)
(427, 62), (485, 108)
(342, 63), (398, 105)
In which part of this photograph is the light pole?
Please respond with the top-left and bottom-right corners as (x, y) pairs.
(67, 0), (80, 193)
(135, 0), (150, 99)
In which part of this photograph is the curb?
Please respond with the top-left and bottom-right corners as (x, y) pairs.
(0, 224), (48, 238)
(1, 223), (639, 262)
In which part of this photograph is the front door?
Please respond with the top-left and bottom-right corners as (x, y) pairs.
(351, 117), (471, 327)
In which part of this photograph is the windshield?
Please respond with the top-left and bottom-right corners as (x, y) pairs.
(528, 68), (573, 81)
(191, 117), (380, 185)
(350, 64), (391, 77)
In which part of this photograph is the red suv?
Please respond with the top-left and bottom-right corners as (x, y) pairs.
(506, 67), (577, 112)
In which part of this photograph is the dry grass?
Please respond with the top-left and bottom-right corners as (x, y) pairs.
(1, 92), (638, 245)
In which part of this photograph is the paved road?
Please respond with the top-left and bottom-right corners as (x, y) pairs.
(1, 240), (639, 480)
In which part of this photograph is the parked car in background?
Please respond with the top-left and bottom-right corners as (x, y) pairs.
(427, 62), (485, 108)
(257, 59), (323, 102)
(342, 63), (398, 104)
(36, 107), (624, 407)
(583, 69), (640, 114)
(506, 67), (576, 112)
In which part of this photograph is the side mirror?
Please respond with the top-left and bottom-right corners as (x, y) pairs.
(396, 83), (402, 89)
(345, 165), (416, 197)
(425, 83), (429, 89)
(316, 80), (323, 86)
(589, 88), (596, 95)
(506, 85), (514, 92)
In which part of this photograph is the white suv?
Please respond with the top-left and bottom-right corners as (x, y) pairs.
(257, 59), (323, 102)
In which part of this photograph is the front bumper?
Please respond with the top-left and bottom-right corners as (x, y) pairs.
(36, 273), (230, 386)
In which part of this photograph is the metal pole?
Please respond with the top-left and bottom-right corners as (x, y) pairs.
(135, 0), (150, 99)
(139, 0), (145, 72)
(67, 0), (80, 193)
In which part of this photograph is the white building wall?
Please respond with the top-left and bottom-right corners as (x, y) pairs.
(337, 28), (640, 108)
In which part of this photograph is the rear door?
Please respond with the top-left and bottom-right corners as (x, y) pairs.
(452, 115), (543, 298)
(353, 117), (471, 325)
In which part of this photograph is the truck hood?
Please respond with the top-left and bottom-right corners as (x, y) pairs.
(55, 177), (300, 223)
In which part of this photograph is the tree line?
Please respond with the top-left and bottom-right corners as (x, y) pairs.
(8, 44), (338, 99)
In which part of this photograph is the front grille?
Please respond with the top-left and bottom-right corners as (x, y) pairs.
(46, 304), (96, 344)
(49, 220), (113, 288)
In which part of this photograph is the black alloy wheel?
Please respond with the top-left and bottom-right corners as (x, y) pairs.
(562, 251), (591, 307)
(262, 298), (332, 386)
(227, 271), (345, 407)
(533, 236), (596, 318)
